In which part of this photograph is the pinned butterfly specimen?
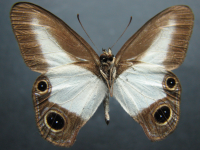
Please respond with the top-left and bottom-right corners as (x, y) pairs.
(10, 2), (194, 147)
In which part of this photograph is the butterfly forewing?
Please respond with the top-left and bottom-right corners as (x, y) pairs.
(115, 5), (194, 71)
(10, 2), (100, 73)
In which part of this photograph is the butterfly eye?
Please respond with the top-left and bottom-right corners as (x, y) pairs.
(100, 55), (108, 62)
(154, 106), (171, 124)
(38, 81), (47, 91)
(46, 112), (65, 130)
(108, 56), (113, 61)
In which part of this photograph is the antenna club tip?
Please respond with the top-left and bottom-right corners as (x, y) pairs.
(77, 14), (79, 18)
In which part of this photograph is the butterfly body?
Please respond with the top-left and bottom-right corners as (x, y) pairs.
(10, 2), (194, 147)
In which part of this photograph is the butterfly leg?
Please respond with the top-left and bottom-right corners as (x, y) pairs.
(100, 69), (111, 90)
(103, 93), (110, 125)
(110, 66), (116, 97)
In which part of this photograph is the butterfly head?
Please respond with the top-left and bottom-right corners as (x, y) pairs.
(100, 48), (115, 65)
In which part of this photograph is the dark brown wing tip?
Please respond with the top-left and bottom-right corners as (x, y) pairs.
(10, 2), (33, 17)
(172, 5), (194, 18)
(11, 2), (30, 9)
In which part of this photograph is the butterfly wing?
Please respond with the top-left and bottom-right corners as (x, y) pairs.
(10, 2), (100, 74)
(32, 64), (107, 147)
(10, 2), (107, 147)
(115, 5), (194, 71)
(114, 5), (194, 141)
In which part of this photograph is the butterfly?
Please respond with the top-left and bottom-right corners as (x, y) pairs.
(10, 2), (194, 147)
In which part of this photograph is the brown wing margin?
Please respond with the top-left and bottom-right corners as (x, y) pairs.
(115, 5), (194, 73)
(10, 2), (100, 73)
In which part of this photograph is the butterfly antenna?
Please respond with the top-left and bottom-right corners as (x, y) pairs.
(111, 16), (132, 49)
(77, 14), (100, 53)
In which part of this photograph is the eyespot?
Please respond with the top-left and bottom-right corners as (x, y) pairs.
(154, 106), (171, 124)
(163, 76), (178, 90)
(100, 55), (108, 62)
(167, 78), (176, 88)
(46, 111), (65, 131)
(34, 76), (51, 94)
(38, 81), (47, 91)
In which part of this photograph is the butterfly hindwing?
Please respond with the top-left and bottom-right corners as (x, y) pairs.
(113, 63), (181, 141)
(33, 64), (107, 147)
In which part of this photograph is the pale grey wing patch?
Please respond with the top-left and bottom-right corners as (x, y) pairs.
(136, 20), (176, 65)
(113, 63), (167, 117)
(30, 25), (78, 67)
(46, 64), (108, 120)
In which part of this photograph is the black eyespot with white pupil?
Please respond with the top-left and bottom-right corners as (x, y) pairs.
(154, 106), (171, 124)
(38, 81), (47, 91)
(167, 78), (176, 88)
(46, 112), (65, 130)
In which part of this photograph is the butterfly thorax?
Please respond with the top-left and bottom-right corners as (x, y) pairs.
(99, 48), (116, 96)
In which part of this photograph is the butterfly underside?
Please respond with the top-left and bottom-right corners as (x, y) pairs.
(10, 2), (194, 147)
